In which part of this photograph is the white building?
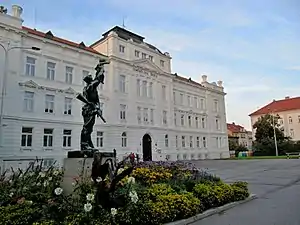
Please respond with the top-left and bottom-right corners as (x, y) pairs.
(0, 5), (229, 170)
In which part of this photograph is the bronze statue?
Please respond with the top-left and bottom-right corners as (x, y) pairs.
(76, 58), (110, 151)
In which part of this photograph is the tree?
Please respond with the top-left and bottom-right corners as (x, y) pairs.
(253, 114), (287, 143)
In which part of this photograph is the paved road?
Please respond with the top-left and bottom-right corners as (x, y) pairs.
(191, 159), (300, 225)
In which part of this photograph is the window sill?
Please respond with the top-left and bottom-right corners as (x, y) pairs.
(63, 147), (72, 151)
(43, 148), (53, 151)
(20, 147), (32, 151)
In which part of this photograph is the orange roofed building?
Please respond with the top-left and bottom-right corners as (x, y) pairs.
(249, 96), (300, 141)
(227, 123), (252, 150)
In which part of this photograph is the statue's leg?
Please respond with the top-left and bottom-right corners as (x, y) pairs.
(87, 115), (96, 149)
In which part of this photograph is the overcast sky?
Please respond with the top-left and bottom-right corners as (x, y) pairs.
(3, 0), (300, 130)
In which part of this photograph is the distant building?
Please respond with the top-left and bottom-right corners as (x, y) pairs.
(227, 123), (252, 150)
(249, 96), (300, 141)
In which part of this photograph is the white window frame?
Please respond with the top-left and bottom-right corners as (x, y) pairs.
(136, 79), (141, 96)
(119, 75), (126, 93)
(160, 60), (165, 67)
(175, 135), (178, 148)
(21, 127), (33, 148)
(142, 80), (147, 97)
(189, 136), (193, 148)
(163, 110), (167, 125)
(43, 128), (53, 148)
(148, 55), (153, 61)
(195, 117), (199, 128)
(142, 53), (147, 59)
(64, 97), (72, 115)
(148, 82), (153, 98)
(143, 108), (149, 124)
(63, 129), (72, 148)
(119, 45), (125, 53)
(196, 136), (200, 148)
(135, 50), (140, 57)
(121, 132), (127, 147)
(181, 114), (185, 126)
(65, 66), (73, 84)
(202, 137), (207, 148)
(165, 134), (169, 147)
(45, 94), (55, 113)
(24, 91), (34, 112)
(96, 131), (104, 148)
(289, 116), (293, 124)
(201, 117), (206, 128)
(47, 62), (55, 80)
(182, 136), (186, 148)
(150, 109), (154, 125)
(162, 85), (166, 100)
(188, 115), (192, 127)
(174, 112), (177, 126)
(25, 56), (36, 76)
(137, 107), (141, 124)
(120, 104), (126, 121)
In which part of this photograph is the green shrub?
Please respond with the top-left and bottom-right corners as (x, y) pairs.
(230, 181), (249, 201)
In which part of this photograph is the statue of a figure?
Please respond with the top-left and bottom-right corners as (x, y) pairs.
(76, 58), (110, 151)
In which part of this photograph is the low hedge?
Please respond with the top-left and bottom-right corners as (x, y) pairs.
(0, 160), (249, 225)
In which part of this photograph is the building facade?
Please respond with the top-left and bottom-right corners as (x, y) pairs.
(0, 5), (229, 170)
(227, 123), (252, 150)
(249, 96), (300, 141)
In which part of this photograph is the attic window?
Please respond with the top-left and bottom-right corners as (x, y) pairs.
(79, 41), (86, 49)
(45, 31), (54, 39)
(0, 6), (7, 14)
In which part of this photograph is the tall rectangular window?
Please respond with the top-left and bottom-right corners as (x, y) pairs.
(43, 128), (53, 147)
(202, 137), (207, 148)
(45, 94), (55, 113)
(196, 137), (200, 148)
(64, 97), (72, 115)
(163, 110), (167, 125)
(119, 75), (126, 93)
(189, 136), (193, 148)
(162, 85), (166, 100)
(195, 97), (198, 108)
(23, 91), (34, 112)
(21, 127), (33, 147)
(65, 66), (73, 84)
(150, 109), (154, 125)
(135, 50), (140, 57)
(47, 62), (55, 80)
(200, 99), (205, 109)
(119, 45), (125, 53)
(180, 93), (184, 104)
(160, 60), (165, 67)
(174, 112), (177, 126)
(181, 136), (186, 148)
(188, 115), (192, 127)
(214, 100), (219, 112)
(216, 118), (220, 130)
(136, 79), (141, 96)
(137, 107), (141, 124)
(142, 53), (147, 59)
(175, 135), (178, 148)
(96, 131), (103, 148)
(63, 129), (72, 147)
(143, 108), (149, 124)
(181, 114), (185, 126)
(142, 80), (147, 97)
(148, 82), (153, 98)
(187, 96), (191, 106)
(201, 117), (206, 128)
(148, 55), (153, 61)
(195, 117), (199, 128)
(120, 104), (126, 120)
(25, 56), (36, 76)
(173, 92), (176, 103)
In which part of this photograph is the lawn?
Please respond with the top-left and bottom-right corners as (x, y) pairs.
(228, 155), (299, 160)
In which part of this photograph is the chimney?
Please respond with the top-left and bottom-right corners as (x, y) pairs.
(11, 5), (22, 18)
(201, 75), (207, 83)
(285, 96), (290, 99)
(217, 80), (223, 87)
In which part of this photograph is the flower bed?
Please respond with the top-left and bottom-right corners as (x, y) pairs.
(0, 160), (249, 225)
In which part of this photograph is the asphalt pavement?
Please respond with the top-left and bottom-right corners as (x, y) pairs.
(190, 159), (300, 225)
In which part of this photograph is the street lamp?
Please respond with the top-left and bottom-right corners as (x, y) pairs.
(0, 42), (40, 148)
(268, 108), (278, 156)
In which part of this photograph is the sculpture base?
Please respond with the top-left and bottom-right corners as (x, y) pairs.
(62, 150), (117, 195)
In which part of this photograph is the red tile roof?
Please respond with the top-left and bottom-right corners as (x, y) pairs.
(249, 97), (300, 116)
(22, 26), (103, 56)
(227, 123), (245, 133)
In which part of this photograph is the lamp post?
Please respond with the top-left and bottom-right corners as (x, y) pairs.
(0, 42), (40, 148)
(268, 108), (278, 156)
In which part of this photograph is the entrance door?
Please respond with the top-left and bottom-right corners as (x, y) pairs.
(142, 134), (152, 161)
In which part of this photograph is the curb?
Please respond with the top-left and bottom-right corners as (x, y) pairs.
(165, 194), (257, 225)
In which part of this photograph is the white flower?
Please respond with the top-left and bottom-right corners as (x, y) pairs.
(72, 182), (76, 187)
(48, 177), (52, 181)
(27, 200), (33, 204)
(84, 203), (92, 212)
(39, 172), (45, 178)
(111, 208), (117, 216)
(8, 180), (12, 184)
(96, 177), (102, 183)
(54, 187), (63, 196)
(117, 168), (124, 175)
(36, 182), (41, 186)
(43, 181), (49, 187)
(129, 191), (138, 203)
(86, 193), (94, 202)
(53, 170), (59, 176)
(9, 192), (14, 197)
(127, 177), (135, 184)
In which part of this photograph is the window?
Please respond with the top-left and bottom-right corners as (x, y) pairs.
(82, 70), (89, 85)
(163, 110), (167, 125)
(121, 132), (127, 147)
(196, 137), (200, 148)
(188, 116), (192, 127)
(25, 56), (36, 76)
(43, 159), (54, 169)
(65, 66), (73, 84)
(43, 128), (53, 148)
(21, 127), (33, 147)
(181, 114), (185, 126)
(191, 154), (195, 160)
(96, 131), (103, 148)
(148, 82), (153, 98)
(187, 96), (191, 106)
(183, 154), (187, 160)
(298, 115), (300, 123)
(174, 112), (177, 126)
(136, 79), (141, 96)
(45, 94), (54, 113)
(23, 91), (34, 112)
(289, 116), (293, 124)
(189, 136), (193, 148)
(213, 100), (219, 112)
(119, 75), (126, 93)
(216, 118), (220, 130)
(142, 80), (147, 97)
(175, 135), (178, 148)
(135, 50), (140, 57)
(142, 53), (147, 59)
(165, 134), (169, 147)
(202, 137), (207, 148)
(137, 107), (141, 124)
(119, 45), (125, 53)
(195, 97), (198, 108)
(290, 129), (294, 137)
(120, 104), (126, 120)
(180, 93), (184, 104)
(150, 109), (154, 125)
(201, 117), (206, 128)
(64, 97), (72, 115)
(160, 60), (165, 67)
(46, 62), (55, 80)
(200, 99), (204, 109)
(162, 85), (166, 100)
(148, 55), (153, 61)
(173, 92), (176, 103)
(63, 129), (72, 147)
(143, 108), (149, 123)
(181, 136), (186, 148)
(195, 117), (199, 128)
